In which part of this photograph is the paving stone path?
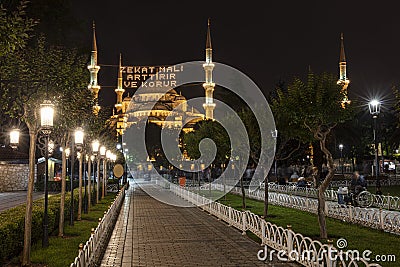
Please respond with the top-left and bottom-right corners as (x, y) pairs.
(0, 191), (46, 212)
(101, 182), (299, 266)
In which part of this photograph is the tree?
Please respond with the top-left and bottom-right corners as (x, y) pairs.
(26, 0), (82, 47)
(271, 71), (353, 238)
(183, 109), (268, 210)
(0, 0), (37, 56)
(184, 120), (231, 167)
(0, 35), (92, 265)
(49, 48), (96, 237)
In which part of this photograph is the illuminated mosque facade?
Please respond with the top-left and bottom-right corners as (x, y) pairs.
(87, 21), (217, 136)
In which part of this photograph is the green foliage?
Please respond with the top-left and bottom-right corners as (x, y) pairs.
(183, 107), (268, 168)
(29, 192), (118, 266)
(0, 189), (79, 265)
(0, 35), (91, 131)
(0, 0), (37, 57)
(184, 120), (231, 165)
(237, 108), (261, 163)
(272, 71), (353, 142)
(26, 0), (82, 47)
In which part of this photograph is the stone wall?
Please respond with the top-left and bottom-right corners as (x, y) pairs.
(0, 163), (36, 192)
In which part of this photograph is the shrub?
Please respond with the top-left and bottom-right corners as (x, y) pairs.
(0, 190), (79, 265)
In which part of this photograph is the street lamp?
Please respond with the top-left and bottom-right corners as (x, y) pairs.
(84, 154), (89, 214)
(70, 127), (84, 226)
(369, 99), (381, 190)
(9, 129), (20, 149)
(89, 154), (95, 210)
(106, 149), (112, 192)
(339, 144), (344, 174)
(92, 140), (100, 203)
(39, 99), (54, 248)
(65, 147), (70, 180)
(191, 163), (195, 187)
(100, 145), (106, 199)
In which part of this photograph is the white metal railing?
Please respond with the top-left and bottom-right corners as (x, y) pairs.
(329, 177), (400, 187)
(266, 183), (400, 211)
(106, 183), (119, 193)
(222, 185), (400, 235)
(70, 184), (127, 267)
(170, 184), (381, 267)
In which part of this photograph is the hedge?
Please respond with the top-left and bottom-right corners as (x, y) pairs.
(0, 189), (79, 265)
(34, 180), (80, 192)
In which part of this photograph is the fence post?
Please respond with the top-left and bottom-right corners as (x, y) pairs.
(228, 206), (232, 226)
(387, 193), (391, 210)
(261, 220), (266, 246)
(78, 243), (84, 267)
(348, 204), (353, 221)
(242, 211), (247, 235)
(286, 225), (293, 257)
(379, 208), (384, 230)
(326, 239), (334, 267)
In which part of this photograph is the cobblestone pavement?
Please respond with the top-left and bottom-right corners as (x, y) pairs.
(0, 191), (46, 212)
(101, 182), (299, 267)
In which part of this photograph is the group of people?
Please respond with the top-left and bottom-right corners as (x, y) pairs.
(277, 173), (308, 187)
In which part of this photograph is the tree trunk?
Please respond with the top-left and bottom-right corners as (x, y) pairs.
(316, 133), (336, 239)
(240, 176), (246, 209)
(317, 187), (328, 239)
(78, 155), (83, 220)
(22, 130), (37, 266)
(58, 149), (67, 237)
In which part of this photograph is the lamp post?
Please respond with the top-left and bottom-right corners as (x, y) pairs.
(106, 149), (112, 196)
(89, 154), (95, 210)
(77, 151), (82, 220)
(339, 144), (344, 174)
(65, 147), (70, 177)
(70, 127), (84, 226)
(39, 99), (54, 248)
(91, 140), (100, 203)
(191, 163), (195, 187)
(200, 162), (205, 189)
(84, 154), (89, 214)
(369, 99), (381, 190)
(100, 145), (106, 199)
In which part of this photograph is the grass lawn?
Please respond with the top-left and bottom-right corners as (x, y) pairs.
(219, 193), (400, 267)
(25, 193), (118, 267)
(380, 185), (400, 197)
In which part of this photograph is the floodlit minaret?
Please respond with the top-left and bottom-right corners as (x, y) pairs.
(202, 18), (216, 120)
(88, 21), (101, 114)
(337, 33), (350, 107)
(115, 53), (125, 113)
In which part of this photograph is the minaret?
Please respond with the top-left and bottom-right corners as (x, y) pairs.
(115, 53), (125, 113)
(337, 33), (350, 107)
(88, 21), (101, 114)
(202, 18), (216, 120)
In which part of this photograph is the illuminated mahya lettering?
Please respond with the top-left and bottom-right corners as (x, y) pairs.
(122, 65), (183, 89)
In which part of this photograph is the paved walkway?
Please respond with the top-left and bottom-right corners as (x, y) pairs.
(101, 182), (298, 266)
(0, 191), (46, 212)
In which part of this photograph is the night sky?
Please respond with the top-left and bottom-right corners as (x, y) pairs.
(70, 1), (400, 109)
